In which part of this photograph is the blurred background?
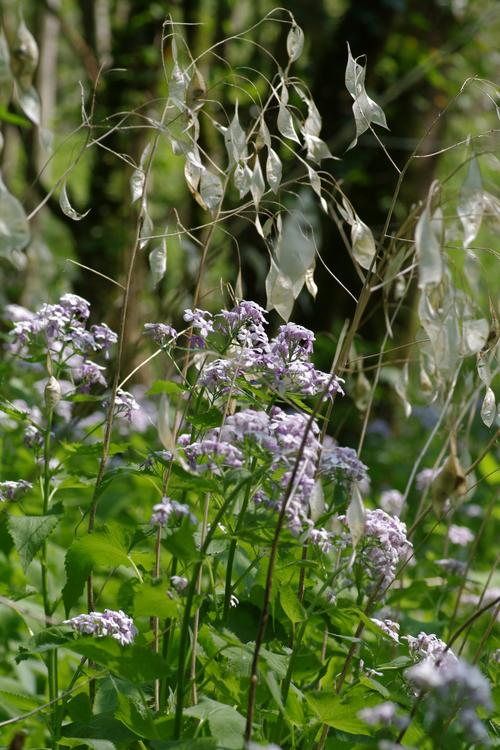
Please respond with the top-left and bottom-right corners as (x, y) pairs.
(0, 0), (498, 363)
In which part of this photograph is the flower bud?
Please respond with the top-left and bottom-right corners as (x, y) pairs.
(44, 376), (61, 411)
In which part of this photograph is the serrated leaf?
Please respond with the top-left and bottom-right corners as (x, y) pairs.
(66, 637), (169, 683)
(60, 180), (90, 221)
(415, 204), (442, 288)
(266, 148), (282, 193)
(133, 581), (178, 619)
(480, 387), (496, 428)
(184, 697), (245, 750)
(457, 156), (483, 249)
(200, 169), (223, 215)
(351, 219), (376, 270)
(149, 239), (167, 286)
(346, 483), (366, 549)
(63, 530), (133, 615)
(280, 584), (306, 624)
(305, 690), (372, 734)
(7, 514), (60, 572)
(286, 22), (304, 63)
(115, 693), (159, 739)
(0, 174), (30, 256)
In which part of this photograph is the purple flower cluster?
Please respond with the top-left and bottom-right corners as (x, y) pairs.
(147, 300), (344, 399)
(144, 323), (178, 346)
(113, 389), (140, 421)
(64, 609), (137, 645)
(363, 509), (413, 589)
(405, 657), (492, 744)
(23, 424), (44, 449)
(320, 442), (368, 485)
(7, 294), (117, 395)
(405, 631), (456, 668)
(179, 405), (327, 539)
(370, 617), (400, 642)
(0, 480), (32, 502)
(150, 496), (198, 527)
(358, 701), (407, 730)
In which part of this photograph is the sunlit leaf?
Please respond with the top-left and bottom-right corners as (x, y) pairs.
(14, 84), (40, 126)
(277, 84), (300, 143)
(184, 697), (245, 749)
(60, 180), (91, 221)
(7, 514), (60, 572)
(0, 174), (30, 256)
(265, 257), (295, 322)
(233, 162), (252, 199)
(463, 318), (489, 354)
(149, 239), (167, 287)
(200, 169), (223, 215)
(457, 156), (483, 249)
(345, 43), (388, 149)
(480, 387), (496, 428)
(346, 483), (366, 549)
(280, 585), (306, 624)
(130, 143), (151, 204)
(224, 105), (247, 165)
(351, 219), (376, 270)
(266, 148), (282, 193)
(0, 31), (12, 105)
(415, 204), (442, 288)
(250, 155), (265, 210)
(286, 22), (304, 63)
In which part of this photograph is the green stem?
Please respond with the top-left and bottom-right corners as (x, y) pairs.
(41, 409), (58, 749)
(173, 473), (257, 739)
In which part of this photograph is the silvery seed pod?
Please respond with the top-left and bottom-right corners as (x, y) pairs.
(44, 376), (61, 411)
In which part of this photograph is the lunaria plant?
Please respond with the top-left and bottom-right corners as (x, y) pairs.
(0, 9), (498, 750)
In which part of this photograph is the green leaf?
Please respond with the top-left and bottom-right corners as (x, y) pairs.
(305, 690), (375, 734)
(184, 697), (245, 750)
(162, 518), (199, 561)
(115, 693), (159, 739)
(7, 514), (60, 571)
(152, 741), (217, 750)
(65, 637), (169, 683)
(280, 584), (306, 624)
(59, 739), (116, 750)
(0, 174), (30, 257)
(62, 529), (133, 615)
(133, 580), (179, 618)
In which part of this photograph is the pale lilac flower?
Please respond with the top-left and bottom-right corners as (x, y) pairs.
(183, 308), (214, 338)
(64, 609), (137, 645)
(415, 467), (438, 491)
(371, 617), (400, 642)
(405, 632), (456, 668)
(74, 360), (107, 392)
(0, 480), (32, 502)
(24, 424), (43, 449)
(435, 558), (467, 575)
(144, 323), (177, 346)
(309, 527), (333, 554)
(379, 489), (404, 517)
(114, 389), (140, 421)
(150, 496), (197, 527)
(140, 449), (173, 470)
(171, 575), (189, 591)
(448, 524), (474, 546)
(405, 657), (492, 743)
(320, 442), (368, 484)
(362, 509), (413, 588)
(358, 701), (407, 728)
(60, 294), (91, 319)
(91, 323), (118, 354)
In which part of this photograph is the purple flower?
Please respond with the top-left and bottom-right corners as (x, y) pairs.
(114, 389), (140, 421)
(171, 575), (189, 591)
(183, 308), (214, 338)
(144, 323), (177, 346)
(64, 609), (137, 645)
(150, 496), (197, 527)
(448, 524), (474, 546)
(74, 360), (107, 392)
(0, 480), (32, 502)
(379, 489), (404, 517)
(405, 631), (456, 667)
(370, 617), (400, 642)
(91, 323), (118, 354)
(358, 701), (406, 728)
(320, 442), (368, 484)
(362, 509), (413, 589)
(24, 424), (43, 449)
(59, 294), (91, 319)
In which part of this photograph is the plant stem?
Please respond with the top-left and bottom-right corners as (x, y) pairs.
(41, 408), (58, 749)
(174, 475), (254, 738)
